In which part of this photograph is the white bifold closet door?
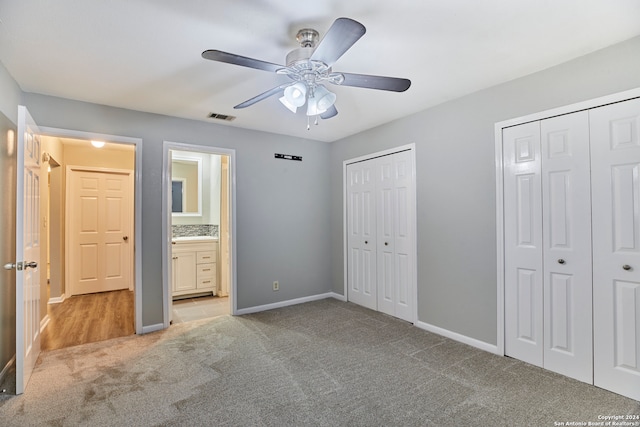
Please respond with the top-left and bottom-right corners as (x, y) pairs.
(347, 159), (377, 311)
(591, 98), (640, 401)
(347, 150), (415, 322)
(504, 110), (593, 383)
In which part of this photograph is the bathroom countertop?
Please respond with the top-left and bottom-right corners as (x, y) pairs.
(171, 236), (218, 242)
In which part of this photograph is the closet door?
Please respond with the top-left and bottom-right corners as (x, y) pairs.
(346, 160), (377, 310)
(591, 98), (640, 401)
(540, 112), (592, 383)
(503, 122), (544, 367)
(376, 151), (414, 322)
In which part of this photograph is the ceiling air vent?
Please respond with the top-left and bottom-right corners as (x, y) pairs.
(207, 112), (236, 122)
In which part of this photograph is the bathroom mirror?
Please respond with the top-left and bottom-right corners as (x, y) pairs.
(171, 153), (202, 216)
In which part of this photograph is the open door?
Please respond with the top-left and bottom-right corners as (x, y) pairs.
(12, 106), (41, 394)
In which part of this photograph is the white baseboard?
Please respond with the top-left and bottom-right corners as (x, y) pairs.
(328, 292), (347, 302)
(141, 323), (164, 334)
(40, 315), (50, 334)
(48, 294), (66, 304)
(414, 320), (499, 355)
(236, 292), (338, 315)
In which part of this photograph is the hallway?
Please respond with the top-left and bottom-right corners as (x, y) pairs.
(41, 290), (135, 351)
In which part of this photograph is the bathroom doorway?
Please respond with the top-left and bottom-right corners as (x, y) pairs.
(162, 142), (235, 326)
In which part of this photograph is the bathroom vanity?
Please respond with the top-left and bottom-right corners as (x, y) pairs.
(171, 237), (218, 299)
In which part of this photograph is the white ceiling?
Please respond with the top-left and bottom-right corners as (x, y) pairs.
(1, 1), (639, 142)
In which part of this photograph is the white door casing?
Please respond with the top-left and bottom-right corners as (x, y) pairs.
(541, 111), (593, 383)
(219, 156), (230, 297)
(503, 121), (544, 367)
(346, 159), (377, 310)
(16, 105), (41, 394)
(67, 167), (133, 295)
(591, 98), (640, 401)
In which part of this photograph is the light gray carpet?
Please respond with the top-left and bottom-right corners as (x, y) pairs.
(0, 299), (638, 426)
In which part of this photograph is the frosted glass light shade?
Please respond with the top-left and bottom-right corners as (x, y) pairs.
(283, 82), (307, 107)
(315, 85), (336, 112)
(307, 85), (336, 116)
(279, 96), (298, 113)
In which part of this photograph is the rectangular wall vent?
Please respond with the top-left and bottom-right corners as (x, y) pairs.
(207, 112), (236, 122)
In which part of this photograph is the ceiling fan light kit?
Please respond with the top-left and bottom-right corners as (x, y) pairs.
(202, 17), (411, 129)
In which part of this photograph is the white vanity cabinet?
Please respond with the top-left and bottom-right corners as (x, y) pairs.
(171, 239), (218, 298)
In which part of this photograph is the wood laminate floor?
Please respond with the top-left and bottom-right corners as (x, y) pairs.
(41, 289), (135, 351)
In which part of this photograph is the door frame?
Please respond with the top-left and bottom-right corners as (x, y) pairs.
(161, 141), (237, 328)
(342, 143), (418, 323)
(38, 126), (143, 334)
(494, 87), (640, 356)
(65, 165), (135, 296)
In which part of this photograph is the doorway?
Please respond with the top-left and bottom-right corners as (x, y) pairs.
(38, 128), (142, 350)
(162, 142), (236, 327)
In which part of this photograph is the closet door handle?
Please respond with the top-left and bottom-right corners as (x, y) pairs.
(364, 241), (368, 244)
(384, 242), (389, 246)
(623, 264), (632, 271)
(557, 259), (565, 265)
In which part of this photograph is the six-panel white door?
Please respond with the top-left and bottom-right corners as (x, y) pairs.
(15, 106), (41, 394)
(68, 168), (132, 295)
(591, 98), (640, 401)
(540, 111), (593, 383)
(347, 160), (377, 310)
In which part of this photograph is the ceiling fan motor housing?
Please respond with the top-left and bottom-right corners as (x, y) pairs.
(285, 47), (314, 67)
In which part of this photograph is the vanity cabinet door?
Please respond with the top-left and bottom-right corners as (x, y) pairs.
(173, 251), (197, 293)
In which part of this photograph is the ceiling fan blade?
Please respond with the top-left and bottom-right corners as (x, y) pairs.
(339, 72), (411, 92)
(202, 50), (283, 73)
(321, 105), (338, 119)
(234, 84), (292, 109)
(310, 18), (366, 67)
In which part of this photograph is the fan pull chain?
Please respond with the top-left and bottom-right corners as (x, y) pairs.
(307, 116), (310, 130)
(314, 116), (319, 126)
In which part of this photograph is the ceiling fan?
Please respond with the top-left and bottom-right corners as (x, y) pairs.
(202, 17), (411, 127)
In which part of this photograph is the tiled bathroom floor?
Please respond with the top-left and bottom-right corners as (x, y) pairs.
(171, 295), (229, 324)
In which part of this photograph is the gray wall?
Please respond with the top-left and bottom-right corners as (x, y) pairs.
(330, 35), (640, 345)
(0, 61), (21, 123)
(20, 94), (332, 326)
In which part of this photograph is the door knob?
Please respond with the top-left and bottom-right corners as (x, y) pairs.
(557, 259), (565, 265)
(364, 240), (368, 244)
(623, 264), (632, 271)
(123, 236), (129, 242)
(3, 261), (36, 271)
(384, 242), (389, 246)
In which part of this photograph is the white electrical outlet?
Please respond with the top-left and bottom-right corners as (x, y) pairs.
(273, 281), (279, 291)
